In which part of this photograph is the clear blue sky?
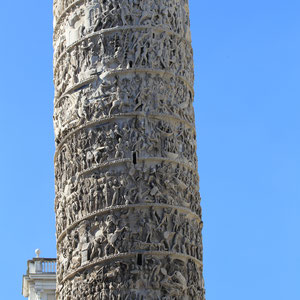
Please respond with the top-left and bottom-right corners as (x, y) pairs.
(0, 1), (299, 299)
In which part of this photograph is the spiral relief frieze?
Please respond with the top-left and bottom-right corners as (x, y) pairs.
(54, 72), (195, 144)
(54, 29), (194, 100)
(53, 0), (205, 299)
(53, 0), (191, 42)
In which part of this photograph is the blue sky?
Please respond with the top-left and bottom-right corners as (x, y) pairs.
(0, 1), (299, 299)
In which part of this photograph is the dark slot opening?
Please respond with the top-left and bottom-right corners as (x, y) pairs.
(133, 152), (137, 164)
(137, 254), (143, 266)
(129, 61), (133, 68)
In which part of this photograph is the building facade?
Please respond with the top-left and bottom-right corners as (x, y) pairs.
(22, 250), (56, 300)
(53, 0), (204, 299)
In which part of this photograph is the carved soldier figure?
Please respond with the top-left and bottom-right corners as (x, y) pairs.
(120, 0), (132, 25)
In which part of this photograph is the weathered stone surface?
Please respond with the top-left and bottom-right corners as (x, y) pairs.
(53, 0), (205, 299)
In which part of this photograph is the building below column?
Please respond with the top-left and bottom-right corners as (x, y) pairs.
(22, 250), (56, 300)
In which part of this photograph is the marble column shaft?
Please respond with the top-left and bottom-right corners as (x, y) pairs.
(53, 0), (205, 299)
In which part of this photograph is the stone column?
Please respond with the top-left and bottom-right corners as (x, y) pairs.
(53, 0), (205, 299)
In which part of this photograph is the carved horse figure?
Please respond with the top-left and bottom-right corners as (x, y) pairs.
(109, 88), (131, 115)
